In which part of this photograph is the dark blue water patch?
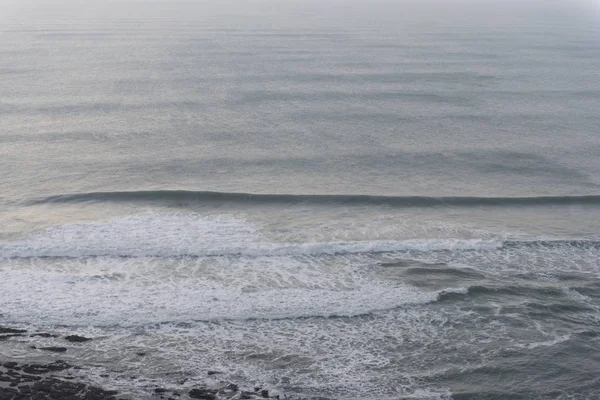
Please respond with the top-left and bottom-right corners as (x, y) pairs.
(378, 260), (486, 290)
(512, 271), (597, 284)
(432, 279), (600, 330)
(492, 303), (598, 331)
(434, 333), (600, 400)
(523, 300), (597, 316)
(437, 284), (571, 304)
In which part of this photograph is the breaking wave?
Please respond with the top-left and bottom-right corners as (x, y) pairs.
(0, 238), (502, 259)
(3, 238), (599, 259)
(0, 212), (597, 259)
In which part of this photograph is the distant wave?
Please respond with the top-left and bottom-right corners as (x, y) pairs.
(25, 190), (600, 207)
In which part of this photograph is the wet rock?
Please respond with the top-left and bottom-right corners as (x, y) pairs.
(22, 366), (44, 375)
(20, 374), (42, 382)
(46, 361), (73, 372)
(218, 383), (240, 398)
(189, 388), (217, 399)
(0, 358), (293, 400)
(29, 378), (119, 399)
(40, 346), (68, 353)
(0, 387), (18, 397)
(0, 334), (25, 341)
(22, 360), (72, 375)
(0, 360), (119, 400)
(0, 327), (27, 334)
(64, 335), (92, 343)
(30, 332), (58, 338)
(3, 362), (19, 369)
(19, 384), (32, 393)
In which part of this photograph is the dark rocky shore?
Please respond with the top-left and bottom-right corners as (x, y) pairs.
(0, 359), (288, 400)
(0, 359), (120, 400)
(1, 327), (325, 400)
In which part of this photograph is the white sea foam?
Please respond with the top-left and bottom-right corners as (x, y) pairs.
(0, 212), (502, 258)
(1, 212), (597, 399)
(439, 287), (469, 295)
(0, 254), (443, 327)
(519, 334), (572, 350)
(0, 237), (459, 398)
(6, 301), (460, 400)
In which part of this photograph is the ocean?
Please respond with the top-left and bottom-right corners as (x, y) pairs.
(1, 0), (600, 398)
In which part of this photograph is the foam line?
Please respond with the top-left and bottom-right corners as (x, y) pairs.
(0, 239), (502, 258)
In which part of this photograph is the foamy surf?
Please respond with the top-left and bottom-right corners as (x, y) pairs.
(2, 215), (599, 400)
(0, 212), (503, 258)
(0, 253), (445, 326)
(0, 238), (503, 258)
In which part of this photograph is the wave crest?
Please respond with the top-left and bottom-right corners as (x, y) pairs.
(24, 190), (600, 207)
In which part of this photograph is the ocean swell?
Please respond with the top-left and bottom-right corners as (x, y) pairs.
(24, 190), (600, 208)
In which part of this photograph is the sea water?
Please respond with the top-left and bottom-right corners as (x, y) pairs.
(1, 1), (600, 398)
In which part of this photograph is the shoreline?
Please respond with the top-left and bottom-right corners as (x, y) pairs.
(0, 359), (121, 400)
(0, 326), (304, 400)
